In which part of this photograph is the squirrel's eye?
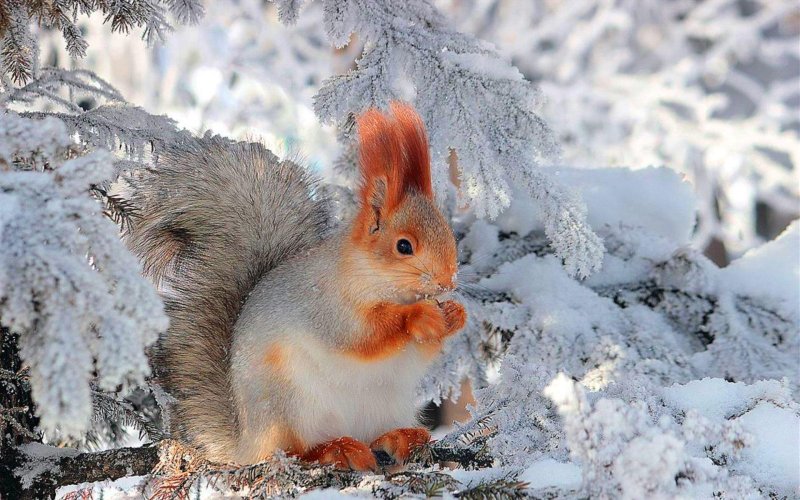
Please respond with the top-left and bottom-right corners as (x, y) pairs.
(396, 238), (414, 255)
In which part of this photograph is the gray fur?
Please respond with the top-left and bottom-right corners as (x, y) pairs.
(125, 136), (329, 461)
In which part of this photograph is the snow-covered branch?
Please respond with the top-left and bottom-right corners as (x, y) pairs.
(0, 112), (167, 439)
(0, 0), (204, 85)
(277, 0), (604, 277)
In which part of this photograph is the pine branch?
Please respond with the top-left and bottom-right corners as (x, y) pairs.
(374, 470), (460, 498)
(0, 0), (204, 85)
(0, 68), (126, 108)
(89, 387), (165, 443)
(455, 474), (529, 499)
(427, 438), (494, 469)
(1, 4), (37, 84)
(90, 184), (139, 232)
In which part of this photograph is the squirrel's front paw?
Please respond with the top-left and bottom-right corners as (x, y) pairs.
(407, 301), (448, 343)
(440, 300), (467, 335)
(302, 437), (377, 472)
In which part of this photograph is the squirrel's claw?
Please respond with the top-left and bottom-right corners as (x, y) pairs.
(370, 427), (431, 465)
(303, 437), (378, 472)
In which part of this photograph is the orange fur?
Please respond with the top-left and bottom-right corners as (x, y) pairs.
(258, 423), (306, 458)
(441, 300), (467, 335)
(345, 300), (466, 361)
(370, 428), (431, 464)
(356, 101), (433, 215)
(302, 437), (377, 471)
(387, 101), (431, 198)
(264, 344), (285, 372)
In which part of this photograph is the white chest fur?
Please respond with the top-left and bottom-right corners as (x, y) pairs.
(282, 337), (427, 445)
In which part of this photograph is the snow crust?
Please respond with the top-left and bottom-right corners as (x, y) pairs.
(663, 378), (800, 496)
(520, 458), (582, 490)
(735, 403), (800, 496)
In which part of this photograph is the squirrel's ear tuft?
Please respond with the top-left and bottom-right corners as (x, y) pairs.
(356, 101), (433, 216)
(389, 101), (432, 199)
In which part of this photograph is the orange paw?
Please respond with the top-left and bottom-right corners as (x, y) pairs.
(440, 300), (467, 335)
(370, 428), (431, 465)
(408, 301), (448, 343)
(302, 437), (377, 471)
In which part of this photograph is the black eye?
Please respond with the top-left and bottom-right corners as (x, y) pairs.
(396, 239), (413, 255)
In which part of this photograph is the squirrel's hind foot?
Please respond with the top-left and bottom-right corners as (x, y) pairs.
(370, 427), (431, 466)
(302, 437), (378, 472)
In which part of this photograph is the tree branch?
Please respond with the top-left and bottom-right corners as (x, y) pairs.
(12, 445), (159, 500)
(11, 438), (493, 499)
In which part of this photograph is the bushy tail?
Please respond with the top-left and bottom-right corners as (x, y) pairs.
(125, 136), (328, 461)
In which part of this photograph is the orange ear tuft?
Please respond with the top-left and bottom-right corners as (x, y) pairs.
(389, 101), (432, 198)
(356, 101), (432, 214)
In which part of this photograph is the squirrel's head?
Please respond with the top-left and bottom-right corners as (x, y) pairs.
(348, 101), (458, 303)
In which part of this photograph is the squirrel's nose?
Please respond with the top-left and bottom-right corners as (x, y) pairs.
(437, 273), (456, 291)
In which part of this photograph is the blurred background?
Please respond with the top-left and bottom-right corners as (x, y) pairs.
(37, 0), (800, 266)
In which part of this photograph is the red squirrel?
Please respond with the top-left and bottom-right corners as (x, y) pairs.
(126, 102), (466, 470)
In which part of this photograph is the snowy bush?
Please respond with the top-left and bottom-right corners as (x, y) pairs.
(434, 166), (799, 497)
(544, 374), (768, 499)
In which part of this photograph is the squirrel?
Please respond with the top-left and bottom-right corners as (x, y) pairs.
(125, 101), (467, 470)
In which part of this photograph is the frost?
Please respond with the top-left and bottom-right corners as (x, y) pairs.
(440, 165), (799, 498)
(0, 1), (203, 84)
(443, 0), (800, 257)
(300, 0), (604, 277)
(0, 112), (167, 438)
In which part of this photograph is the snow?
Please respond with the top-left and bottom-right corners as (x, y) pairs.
(441, 51), (525, 82)
(493, 191), (539, 237)
(520, 458), (582, 490)
(443, 466), (515, 487)
(735, 402), (800, 497)
(16, 442), (78, 488)
(57, 476), (147, 500)
(300, 489), (354, 499)
(720, 220), (800, 315)
(662, 378), (790, 421)
(547, 166), (697, 244)
(662, 378), (800, 496)
(459, 219), (501, 273)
